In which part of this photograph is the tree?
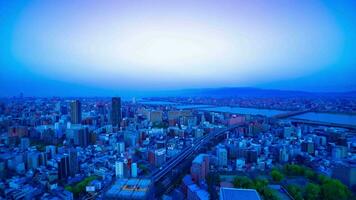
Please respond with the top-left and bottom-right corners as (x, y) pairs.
(321, 179), (350, 200)
(233, 176), (253, 189)
(304, 183), (320, 200)
(64, 176), (98, 197)
(233, 176), (280, 200)
(271, 170), (284, 182)
(262, 188), (280, 200)
(253, 178), (268, 191)
(317, 174), (329, 184)
(304, 169), (316, 180)
(287, 184), (304, 200)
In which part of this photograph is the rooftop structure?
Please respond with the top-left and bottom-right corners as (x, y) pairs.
(105, 178), (153, 200)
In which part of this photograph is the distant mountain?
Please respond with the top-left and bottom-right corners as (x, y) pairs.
(166, 87), (356, 98)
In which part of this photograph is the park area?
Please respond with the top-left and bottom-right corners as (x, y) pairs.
(210, 164), (355, 200)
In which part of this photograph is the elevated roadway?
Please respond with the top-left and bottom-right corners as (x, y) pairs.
(151, 125), (240, 183)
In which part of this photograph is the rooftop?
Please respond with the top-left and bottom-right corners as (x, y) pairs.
(192, 154), (208, 164)
(219, 188), (261, 200)
(105, 178), (152, 200)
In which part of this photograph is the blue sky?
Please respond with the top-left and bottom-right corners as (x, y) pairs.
(1, 0), (355, 96)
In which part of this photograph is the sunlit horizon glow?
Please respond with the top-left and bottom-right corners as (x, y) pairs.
(1, 0), (356, 96)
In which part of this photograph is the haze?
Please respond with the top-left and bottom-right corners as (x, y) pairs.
(1, 0), (356, 96)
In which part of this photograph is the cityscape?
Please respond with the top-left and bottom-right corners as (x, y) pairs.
(1, 1), (356, 200)
(0, 92), (355, 200)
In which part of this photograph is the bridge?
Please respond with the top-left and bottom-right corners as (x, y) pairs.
(271, 109), (312, 119)
(150, 125), (240, 183)
(290, 119), (356, 131)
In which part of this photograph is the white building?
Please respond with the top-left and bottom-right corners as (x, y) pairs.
(131, 162), (138, 178)
(217, 147), (228, 167)
(115, 161), (124, 178)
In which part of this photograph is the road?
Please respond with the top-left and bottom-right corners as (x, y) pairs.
(151, 125), (240, 183)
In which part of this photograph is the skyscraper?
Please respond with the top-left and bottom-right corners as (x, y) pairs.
(131, 162), (138, 178)
(58, 154), (70, 180)
(191, 154), (209, 185)
(68, 148), (79, 176)
(217, 147), (228, 167)
(67, 126), (90, 147)
(70, 100), (82, 124)
(112, 97), (122, 127)
(115, 161), (124, 178)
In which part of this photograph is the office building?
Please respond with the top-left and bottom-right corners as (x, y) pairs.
(131, 162), (138, 178)
(245, 149), (258, 164)
(20, 138), (30, 150)
(58, 154), (70, 180)
(67, 126), (90, 147)
(45, 145), (57, 159)
(331, 145), (348, 160)
(332, 161), (356, 188)
(283, 127), (294, 139)
(278, 147), (289, 163)
(68, 148), (79, 176)
(301, 141), (315, 154)
(27, 151), (39, 170)
(154, 149), (166, 167)
(217, 147), (228, 167)
(150, 111), (163, 124)
(191, 154), (209, 185)
(117, 141), (125, 154)
(112, 97), (122, 127)
(168, 111), (181, 126)
(70, 100), (82, 124)
(116, 161), (124, 178)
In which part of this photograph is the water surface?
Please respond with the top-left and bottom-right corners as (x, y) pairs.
(198, 106), (286, 117)
(292, 112), (356, 126)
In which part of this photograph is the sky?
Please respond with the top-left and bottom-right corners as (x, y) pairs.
(1, 0), (356, 97)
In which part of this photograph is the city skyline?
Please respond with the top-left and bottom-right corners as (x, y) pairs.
(0, 1), (355, 199)
(1, 0), (356, 96)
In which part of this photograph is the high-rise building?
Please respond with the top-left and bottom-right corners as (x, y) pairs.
(45, 145), (57, 159)
(124, 131), (138, 147)
(245, 149), (258, 164)
(191, 154), (209, 185)
(20, 137), (30, 150)
(301, 141), (315, 154)
(112, 97), (122, 127)
(58, 154), (70, 180)
(168, 111), (181, 126)
(332, 162), (356, 188)
(150, 111), (163, 124)
(283, 127), (294, 139)
(331, 145), (347, 160)
(70, 100), (82, 124)
(154, 149), (166, 167)
(69, 148), (79, 177)
(116, 161), (124, 178)
(117, 141), (125, 154)
(278, 147), (289, 163)
(217, 147), (228, 167)
(67, 126), (90, 147)
(131, 163), (138, 178)
(27, 151), (39, 170)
